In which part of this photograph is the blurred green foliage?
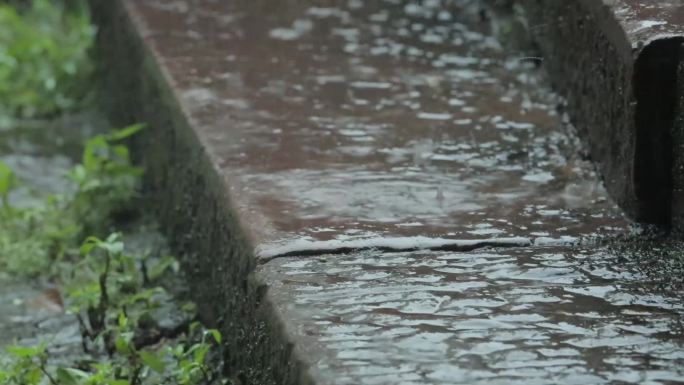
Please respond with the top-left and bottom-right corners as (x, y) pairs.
(0, 126), (225, 384)
(0, 124), (143, 276)
(0, 0), (95, 118)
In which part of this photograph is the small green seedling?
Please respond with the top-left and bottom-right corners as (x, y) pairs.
(0, 344), (51, 385)
(69, 124), (145, 235)
(0, 161), (16, 210)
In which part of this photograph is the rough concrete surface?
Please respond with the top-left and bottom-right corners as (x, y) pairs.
(673, 40), (684, 234)
(92, 0), (684, 384)
(520, 0), (684, 225)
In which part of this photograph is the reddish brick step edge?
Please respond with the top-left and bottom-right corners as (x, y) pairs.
(518, 0), (684, 227)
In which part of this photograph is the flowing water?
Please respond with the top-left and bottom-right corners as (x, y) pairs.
(261, 246), (684, 384)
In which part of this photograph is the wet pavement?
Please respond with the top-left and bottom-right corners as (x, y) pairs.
(260, 247), (684, 384)
(607, 0), (684, 42)
(131, 0), (629, 257)
(111, 0), (684, 383)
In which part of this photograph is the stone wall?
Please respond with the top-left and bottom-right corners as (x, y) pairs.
(519, 0), (684, 226)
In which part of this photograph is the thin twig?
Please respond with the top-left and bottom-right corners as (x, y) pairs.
(39, 360), (59, 385)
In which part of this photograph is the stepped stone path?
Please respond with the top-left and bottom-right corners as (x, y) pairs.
(107, 0), (684, 383)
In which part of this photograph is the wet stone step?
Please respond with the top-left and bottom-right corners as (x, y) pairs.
(111, 0), (628, 259)
(91, 0), (684, 383)
(259, 247), (684, 384)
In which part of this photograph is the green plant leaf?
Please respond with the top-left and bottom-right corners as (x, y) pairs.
(0, 162), (15, 196)
(56, 367), (89, 385)
(79, 236), (101, 256)
(207, 329), (222, 344)
(148, 256), (179, 280)
(5, 344), (45, 358)
(118, 312), (128, 329)
(193, 344), (210, 365)
(109, 380), (131, 385)
(140, 350), (166, 374)
(107, 124), (145, 141)
(114, 333), (135, 356)
(101, 239), (124, 256)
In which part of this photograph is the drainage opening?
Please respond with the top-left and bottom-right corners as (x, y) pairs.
(633, 38), (682, 225)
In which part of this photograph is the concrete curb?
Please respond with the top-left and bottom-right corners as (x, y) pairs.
(518, 0), (684, 226)
(90, 1), (314, 384)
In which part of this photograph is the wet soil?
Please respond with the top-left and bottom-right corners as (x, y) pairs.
(0, 115), (88, 353)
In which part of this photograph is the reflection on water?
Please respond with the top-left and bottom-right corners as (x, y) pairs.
(261, 247), (684, 385)
(137, 0), (628, 252)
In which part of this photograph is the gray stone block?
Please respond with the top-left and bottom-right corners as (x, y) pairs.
(520, 0), (684, 225)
